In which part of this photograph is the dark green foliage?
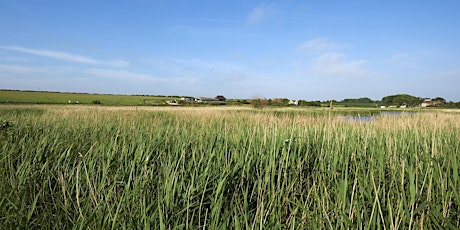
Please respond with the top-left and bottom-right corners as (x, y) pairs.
(340, 98), (376, 107)
(299, 100), (322, 107)
(342, 97), (374, 104)
(440, 101), (460, 108)
(381, 94), (423, 107)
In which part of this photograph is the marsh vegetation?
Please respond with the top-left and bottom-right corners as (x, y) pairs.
(1, 105), (459, 228)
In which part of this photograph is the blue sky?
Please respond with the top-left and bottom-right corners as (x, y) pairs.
(1, 0), (459, 101)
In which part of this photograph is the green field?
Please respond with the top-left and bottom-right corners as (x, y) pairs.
(0, 90), (179, 105)
(1, 105), (459, 228)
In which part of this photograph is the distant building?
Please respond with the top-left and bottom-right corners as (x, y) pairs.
(421, 98), (442, 107)
(421, 98), (432, 107)
(166, 100), (179, 105)
(288, 99), (299, 106)
(215, 95), (226, 101)
(197, 97), (218, 103)
(181, 97), (196, 102)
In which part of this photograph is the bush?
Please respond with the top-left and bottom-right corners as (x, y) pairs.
(92, 100), (101, 104)
(250, 98), (268, 109)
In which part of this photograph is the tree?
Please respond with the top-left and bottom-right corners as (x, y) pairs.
(433, 97), (446, 103)
(381, 94), (422, 107)
(272, 98), (283, 106)
(250, 97), (268, 109)
(281, 98), (290, 105)
(301, 100), (321, 107)
(342, 97), (373, 104)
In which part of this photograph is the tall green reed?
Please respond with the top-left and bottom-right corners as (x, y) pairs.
(0, 106), (458, 228)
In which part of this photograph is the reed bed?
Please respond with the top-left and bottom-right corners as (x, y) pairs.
(0, 105), (459, 229)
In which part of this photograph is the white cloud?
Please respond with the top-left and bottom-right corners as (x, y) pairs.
(390, 53), (408, 62)
(246, 3), (273, 25)
(1, 45), (100, 64)
(296, 37), (379, 80)
(0, 64), (46, 74)
(87, 68), (199, 84)
(299, 37), (338, 53)
(170, 58), (240, 73)
(441, 69), (460, 78)
(146, 57), (244, 79)
(87, 68), (162, 82)
(311, 52), (374, 79)
(108, 59), (130, 68)
(0, 45), (129, 67)
(388, 52), (419, 68)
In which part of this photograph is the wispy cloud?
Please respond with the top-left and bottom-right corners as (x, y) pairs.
(388, 52), (419, 68)
(0, 45), (129, 67)
(299, 37), (338, 53)
(311, 52), (375, 79)
(87, 68), (162, 82)
(390, 53), (408, 62)
(296, 37), (378, 79)
(1, 45), (100, 64)
(87, 68), (199, 84)
(107, 59), (129, 68)
(246, 3), (274, 25)
(0, 63), (46, 74)
(167, 58), (240, 73)
(441, 69), (460, 78)
(146, 57), (244, 79)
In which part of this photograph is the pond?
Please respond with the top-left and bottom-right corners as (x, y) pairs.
(342, 111), (419, 122)
(341, 115), (376, 122)
(380, 111), (418, 116)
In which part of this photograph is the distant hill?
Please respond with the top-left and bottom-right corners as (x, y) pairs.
(340, 97), (375, 107)
(381, 94), (423, 107)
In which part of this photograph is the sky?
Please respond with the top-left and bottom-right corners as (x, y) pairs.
(1, 0), (459, 101)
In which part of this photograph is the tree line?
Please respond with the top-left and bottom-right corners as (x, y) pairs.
(248, 94), (460, 108)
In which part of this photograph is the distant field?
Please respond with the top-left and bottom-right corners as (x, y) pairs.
(0, 90), (179, 105)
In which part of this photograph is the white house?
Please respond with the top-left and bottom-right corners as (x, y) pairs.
(288, 100), (299, 106)
(166, 100), (179, 105)
(196, 97), (218, 103)
(421, 98), (432, 107)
